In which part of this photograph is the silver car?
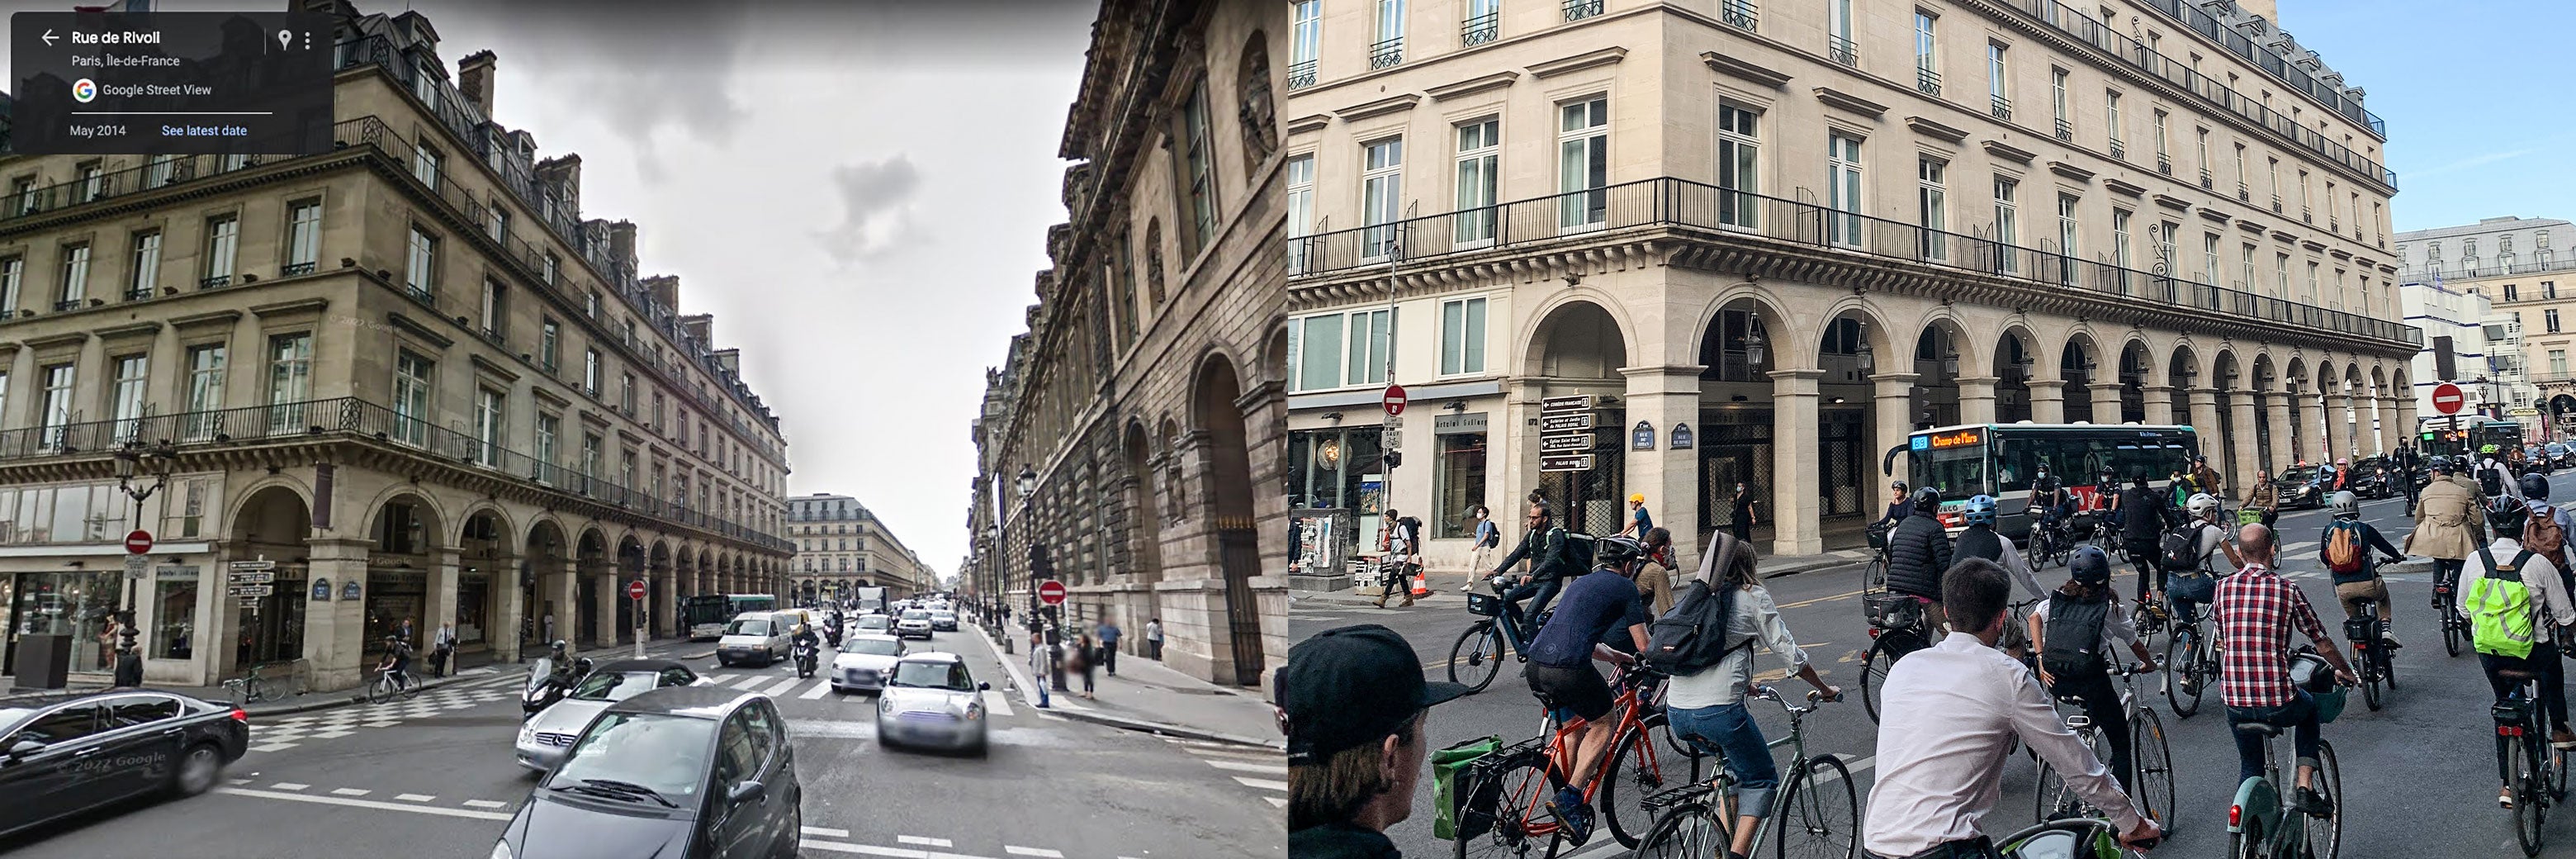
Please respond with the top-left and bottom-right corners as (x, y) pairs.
(875, 653), (990, 753)
(895, 609), (935, 639)
(514, 659), (698, 772)
(830, 634), (907, 693)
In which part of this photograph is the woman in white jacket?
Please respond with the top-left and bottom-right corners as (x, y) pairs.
(1660, 532), (1839, 859)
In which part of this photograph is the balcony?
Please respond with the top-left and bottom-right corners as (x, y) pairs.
(405, 286), (436, 309)
(1562, 0), (1603, 21)
(122, 287), (153, 302)
(2109, 140), (2125, 160)
(50, 298), (83, 313)
(1461, 12), (1499, 45)
(1287, 177), (2422, 347)
(198, 275), (231, 290)
(2237, 182), (2251, 202)
(1369, 37), (1404, 69)
(2302, 208), (2313, 225)
(2157, 154), (2171, 175)
(2054, 118), (2072, 141)
(1990, 95), (2012, 121)
(1286, 59), (1315, 89)
(2200, 168), (2213, 190)
(1830, 34), (1859, 67)
(1720, 0), (1757, 31)
(1915, 66), (1941, 96)
(282, 261), (318, 277)
(2271, 195), (2284, 214)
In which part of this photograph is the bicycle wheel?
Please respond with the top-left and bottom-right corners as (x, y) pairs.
(1772, 756), (1858, 859)
(1455, 753), (1560, 859)
(1642, 710), (1704, 788)
(2512, 734), (2543, 857)
(1636, 800), (1729, 859)
(2445, 608), (2465, 657)
(2132, 707), (2176, 836)
(1600, 726), (1668, 849)
(2164, 629), (2204, 719)
(2228, 815), (2266, 859)
(1448, 622), (1505, 694)
(1863, 558), (1887, 592)
(2382, 642), (2398, 690)
(366, 675), (392, 705)
(246, 675), (274, 704)
(2360, 647), (2384, 712)
(1860, 636), (1902, 724)
(2310, 740), (2342, 859)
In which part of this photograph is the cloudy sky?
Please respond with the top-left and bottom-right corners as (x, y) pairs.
(41, 0), (1095, 577)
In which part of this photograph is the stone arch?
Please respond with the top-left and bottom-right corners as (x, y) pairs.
(1122, 419), (1163, 584)
(1195, 349), (1267, 686)
(1993, 324), (2043, 424)
(365, 491), (447, 558)
(1523, 297), (1633, 379)
(1235, 30), (1277, 172)
(1693, 290), (1794, 547)
(2059, 330), (2104, 422)
(1910, 309), (1985, 383)
(2166, 342), (2201, 396)
(2116, 339), (2156, 423)
(230, 484), (313, 669)
(1816, 301), (1898, 523)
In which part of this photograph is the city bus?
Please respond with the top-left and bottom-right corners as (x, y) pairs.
(683, 593), (780, 641)
(2418, 419), (2523, 461)
(1886, 423), (2200, 540)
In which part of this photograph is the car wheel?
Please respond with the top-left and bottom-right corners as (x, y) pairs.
(170, 743), (223, 797)
(775, 802), (803, 859)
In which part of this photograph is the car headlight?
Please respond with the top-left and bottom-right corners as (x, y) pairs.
(964, 700), (983, 720)
(490, 841), (514, 859)
(517, 722), (535, 743)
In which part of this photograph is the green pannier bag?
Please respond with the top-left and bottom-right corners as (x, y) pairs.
(1434, 735), (1502, 840)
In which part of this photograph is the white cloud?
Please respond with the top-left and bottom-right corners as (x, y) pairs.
(815, 155), (924, 265)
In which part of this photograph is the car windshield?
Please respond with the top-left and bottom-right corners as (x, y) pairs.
(890, 661), (973, 691)
(2280, 467), (2318, 483)
(725, 618), (771, 636)
(858, 617), (889, 629)
(568, 671), (665, 702)
(843, 638), (900, 657)
(544, 712), (713, 800)
(902, 610), (930, 620)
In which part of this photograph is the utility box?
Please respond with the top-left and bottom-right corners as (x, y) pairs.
(11, 634), (72, 691)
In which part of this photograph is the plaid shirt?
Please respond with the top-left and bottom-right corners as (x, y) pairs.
(2213, 562), (2334, 709)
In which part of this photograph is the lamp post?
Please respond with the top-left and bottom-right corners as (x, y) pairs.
(111, 439), (177, 687)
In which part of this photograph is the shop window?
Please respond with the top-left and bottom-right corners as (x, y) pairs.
(1434, 433), (1488, 538)
(154, 577), (197, 659)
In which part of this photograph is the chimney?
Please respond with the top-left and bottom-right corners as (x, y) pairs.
(713, 349), (741, 374)
(2234, 0), (2278, 26)
(644, 275), (680, 310)
(608, 221), (639, 274)
(457, 50), (496, 113)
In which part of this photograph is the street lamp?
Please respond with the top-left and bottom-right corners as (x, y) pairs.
(111, 439), (177, 687)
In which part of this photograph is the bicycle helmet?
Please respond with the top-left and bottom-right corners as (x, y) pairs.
(2523, 473), (2552, 502)
(2186, 493), (2222, 519)
(1963, 494), (1999, 526)
(2328, 491), (2359, 518)
(2489, 495), (2530, 539)
(1891, 480), (1909, 493)
(1911, 486), (1944, 513)
(2068, 545), (2113, 586)
(2431, 455), (2454, 473)
(2484, 444), (2503, 455)
(1595, 534), (1645, 567)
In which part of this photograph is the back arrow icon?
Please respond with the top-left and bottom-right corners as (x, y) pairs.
(40, 29), (56, 46)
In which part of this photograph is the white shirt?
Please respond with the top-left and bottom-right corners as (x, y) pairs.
(1665, 586), (1806, 710)
(2460, 538), (2576, 643)
(1863, 633), (2143, 857)
(1995, 539), (2043, 600)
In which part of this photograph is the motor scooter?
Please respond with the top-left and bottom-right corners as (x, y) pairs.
(793, 641), (818, 679)
(521, 656), (591, 719)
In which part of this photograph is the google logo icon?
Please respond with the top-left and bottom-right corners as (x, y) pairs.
(71, 78), (97, 103)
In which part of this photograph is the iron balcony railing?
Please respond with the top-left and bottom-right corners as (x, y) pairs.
(1721, 0), (1757, 31)
(1369, 37), (1404, 69)
(0, 153), (265, 222)
(2404, 255), (2576, 283)
(2055, 118), (2073, 141)
(1916, 66), (1941, 96)
(1562, 0), (1603, 21)
(1991, 95), (2013, 121)
(1462, 12), (1499, 45)
(2134, 0), (2385, 136)
(1287, 177), (2422, 346)
(1286, 59), (1316, 89)
(1829, 34), (1859, 66)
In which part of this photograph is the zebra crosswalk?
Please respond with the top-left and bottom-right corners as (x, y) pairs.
(689, 672), (1020, 715)
(1162, 736), (1287, 808)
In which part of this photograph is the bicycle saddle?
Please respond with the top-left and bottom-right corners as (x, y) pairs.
(2233, 722), (2285, 738)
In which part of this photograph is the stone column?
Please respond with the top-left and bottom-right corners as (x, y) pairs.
(2397, 393), (2420, 441)
(1770, 369), (1825, 556)
(492, 553), (523, 663)
(2143, 385), (2177, 425)
(2228, 390), (2263, 492)
(653, 559), (676, 640)
(2026, 378), (2067, 424)
(2188, 387), (2224, 492)
(1873, 373), (1920, 488)
(1956, 376), (2000, 426)
(2385, 396), (2410, 450)
(2263, 391), (2296, 472)
(2333, 393), (2361, 461)
(546, 557), (578, 653)
(70, 334), (105, 425)
(1622, 365), (1705, 567)
(591, 562), (618, 649)
(301, 536), (372, 691)
(426, 547), (460, 649)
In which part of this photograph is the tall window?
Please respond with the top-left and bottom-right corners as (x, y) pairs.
(109, 355), (147, 441)
(1827, 133), (1863, 245)
(405, 226), (436, 299)
(2554, 350), (2569, 377)
(1990, 45), (2012, 117)
(0, 257), (21, 312)
(535, 412), (561, 482)
(582, 434), (603, 485)
(2550, 309), (2564, 335)
(2194, 129), (2210, 183)
(182, 344), (225, 439)
(2275, 253), (2290, 297)
(1291, 313), (1344, 392)
(1361, 137), (1404, 259)
(128, 230), (161, 298)
(1717, 103), (1761, 228)
(1556, 97), (1609, 230)
(2241, 244), (2256, 291)
(475, 387), (505, 467)
(1993, 177), (2020, 273)
(201, 216), (239, 288)
(487, 201), (510, 241)
(2266, 157), (2281, 210)
(286, 200), (322, 273)
(1345, 308), (1394, 386)
(2233, 144), (2249, 198)
(540, 318), (561, 373)
(1917, 158), (1948, 261)
(479, 279), (505, 339)
(1454, 119), (1499, 246)
(413, 143), (441, 189)
(584, 349), (601, 395)
(2297, 170), (2312, 219)
(2303, 261), (2318, 304)
(1829, 0), (1856, 64)
(2105, 91), (2124, 156)
(1914, 13), (1939, 93)
(2056, 194), (2079, 283)
(2151, 110), (2170, 171)
(621, 372), (638, 414)
(1286, 155), (1315, 272)
(1289, 0), (1319, 86)
(1176, 82), (1219, 255)
(2203, 234), (2221, 283)
(1440, 297), (1487, 376)
(58, 243), (89, 306)
(542, 252), (558, 286)
(267, 333), (312, 430)
(393, 350), (433, 446)
(2111, 209), (2133, 289)
(39, 363), (73, 448)
(1372, 0), (1405, 67)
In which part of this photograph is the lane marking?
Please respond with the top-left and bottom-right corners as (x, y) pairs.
(1004, 848), (1066, 858)
(1203, 758), (1286, 774)
(213, 786), (513, 820)
(1266, 796), (1287, 808)
(395, 794), (435, 802)
(899, 836), (954, 847)
(1231, 776), (1289, 790)
(798, 841), (997, 858)
(982, 690), (1014, 718)
(763, 676), (807, 695)
(803, 825), (852, 838)
(799, 678), (835, 700)
(732, 675), (773, 690)
(1182, 746), (1281, 762)
(270, 782), (308, 790)
(462, 799), (510, 809)
(329, 788), (371, 796)
(1777, 588), (1868, 610)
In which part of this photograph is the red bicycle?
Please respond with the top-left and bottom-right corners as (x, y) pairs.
(1452, 662), (1698, 858)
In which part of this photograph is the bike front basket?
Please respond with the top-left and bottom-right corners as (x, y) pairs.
(1466, 591), (1503, 617)
(1865, 593), (1923, 630)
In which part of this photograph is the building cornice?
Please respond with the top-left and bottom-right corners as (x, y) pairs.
(1527, 46), (1627, 80)
(1423, 71), (1521, 101)
(1700, 50), (1791, 89)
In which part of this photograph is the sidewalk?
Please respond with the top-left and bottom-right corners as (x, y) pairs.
(1297, 548), (1875, 603)
(0, 635), (704, 718)
(968, 620), (1282, 751)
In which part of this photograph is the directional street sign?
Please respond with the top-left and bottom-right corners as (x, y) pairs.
(1540, 434), (1592, 453)
(228, 559), (277, 572)
(1540, 413), (1596, 433)
(228, 571), (276, 585)
(1541, 395), (1593, 412)
(1540, 454), (1596, 472)
(227, 584), (274, 598)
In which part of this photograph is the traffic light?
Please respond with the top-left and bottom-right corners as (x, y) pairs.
(1030, 543), (1054, 581)
(1382, 450), (1403, 470)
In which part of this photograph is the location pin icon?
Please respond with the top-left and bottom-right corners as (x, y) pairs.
(277, 30), (291, 50)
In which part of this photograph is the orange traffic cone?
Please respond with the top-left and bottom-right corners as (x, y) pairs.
(1410, 567), (1431, 598)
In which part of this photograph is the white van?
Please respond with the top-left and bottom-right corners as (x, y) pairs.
(716, 611), (792, 667)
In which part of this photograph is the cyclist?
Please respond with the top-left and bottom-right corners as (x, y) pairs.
(2396, 444), (2424, 515)
(2243, 468), (2280, 528)
(1883, 487), (1956, 632)
(1662, 531), (1840, 859)
(1494, 501), (1579, 635)
(2213, 523), (2358, 814)
(2029, 547), (2159, 793)
(1875, 481), (1913, 530)
(2118, 476), (2177, 602)
(2410, 456), (2489, 625)
(2319, 491), (2405, 648)
(2028, 468), (2072, 549)
(1863, 558), (2159, 858)
(2517, 474), (2575, 595)
(374, 635), (414, 694)
(1954, 494), (2043, 600)
(2330, 457), (2355, 494)
(2479, 444), (2519, 501)
(2190, 455), (2225, 505)
(2463, 496), (2576, 803)
(1522, 534), (1654, 844)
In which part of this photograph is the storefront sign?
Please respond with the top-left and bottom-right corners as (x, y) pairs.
(1433, 412), (1488, 434)
(155, 564), (195, 581)
(310, 577), (331, 600)
(1669, 423), (1694, 450)
(1631, 421), (1656, 450)
(342, 580), (362, 600)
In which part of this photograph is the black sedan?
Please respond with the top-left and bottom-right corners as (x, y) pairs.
(492, 686), (803, 859)
(2274, 466), (2327, 510)
(2551, 443), (2575, 468)
(0, 688), (249, 839)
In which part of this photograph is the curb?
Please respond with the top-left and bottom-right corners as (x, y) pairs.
(966, 621), (1282, 751)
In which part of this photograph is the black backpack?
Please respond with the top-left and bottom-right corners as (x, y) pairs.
(1552, 527), (1597, 574)
(2041, 592), (2112, 679)
(2482, 465), (2507, 498)
(1645, 580), (1753, 673)
(2158, 522), (2204, 571)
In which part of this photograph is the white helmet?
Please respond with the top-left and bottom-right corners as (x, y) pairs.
(2186, 493), (2222, 518)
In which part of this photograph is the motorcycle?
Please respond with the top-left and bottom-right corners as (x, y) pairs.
(793, 641), (818, 679)
(2353, 469), (2394, 501)
(522, 656), (590, 719)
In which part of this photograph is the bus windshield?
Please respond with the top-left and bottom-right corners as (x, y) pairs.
(1919, 445), (1989, 499)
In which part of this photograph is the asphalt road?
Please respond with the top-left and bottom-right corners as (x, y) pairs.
(1290, 472), (2576, 859)
(2, 624), (1283, 859)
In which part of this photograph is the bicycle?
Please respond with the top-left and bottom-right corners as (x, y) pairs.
(2493, 663), (2569, 856)
(2034, 662), (2176, 835)
(2162, 601), (2222, 719)
(1859, 592), (1933, 724)
(365, 666), (423, 704)
(1448, 577), (1551, 694)
(2226, 718), (2342, 859)
(222, 661), (297, 706)
(1862, 523), (1892, 593)
(2434, 569), (2470, 657)
(1634, 686), (1857, 859)
(2342, 598), (2398, 711)
(2029, 513), (2073, 569)
(1451, 662), (1674, 857)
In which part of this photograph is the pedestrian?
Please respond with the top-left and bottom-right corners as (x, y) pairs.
(1729, 482), (1758, 544)
(1374, 510), (1422, 608)
(432, 621), (457, 677)
(1097, 617), (1122, 676)
(1466, 505), (1499, 593)
(95, 615), (121, 670)
(1026, 629), (1052, 709)
(1620, 492), (1654, 539)
(1282, 624), (1471, 858)
(1661, 532), (1839, 859)
(397, 616), (416, 647)
(1072, 632), (1097, 699)
(1147, 617), (1164, 660)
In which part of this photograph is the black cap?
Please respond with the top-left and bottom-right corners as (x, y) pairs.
(1278, 624), (1469, 764)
